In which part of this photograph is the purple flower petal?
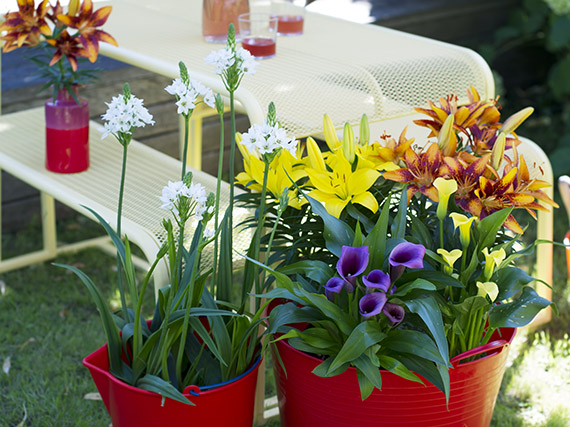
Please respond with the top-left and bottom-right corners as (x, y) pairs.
(337, 246), (369, 284)
(362, 269), (391, 292)
(359, 292), (387, 318)
(388, 242), (426, 269)
(383, 303), (405, 326)
(324, 276), (346, 300)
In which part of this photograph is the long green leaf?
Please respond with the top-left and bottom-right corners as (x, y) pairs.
(54, 263), (122, 376)
(476, 207), (513, 249)
(496, 266), (537, 300)
(378, 355), (423, 384)
(363, 194), (391, 272)
(383, 329), (446, 365)
(136, 374), (194, 406)
(489, 286), (552, 328)
(405, 296), (449, 366)
(391, 278), (436, 298)
(305, 195), (355, 257)
(277, 260), (334, 285)
(328, 321), (386, 373)
(353, 355), (382, 400)
(390, 188), (407, 239)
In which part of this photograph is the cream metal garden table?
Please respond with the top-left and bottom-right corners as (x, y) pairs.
(0, 108), (251, 292)
(97, 0), (553, 313)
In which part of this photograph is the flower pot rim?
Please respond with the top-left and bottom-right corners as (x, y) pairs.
(83, 342), (262, 399)
(275, 326), (516, 373)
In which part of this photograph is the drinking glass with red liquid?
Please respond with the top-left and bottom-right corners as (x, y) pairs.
(238, 13), (278, 59)
(271, 0), (306, 36)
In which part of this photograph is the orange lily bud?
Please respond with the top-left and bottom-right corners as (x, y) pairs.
(491, 132), (506, 171)
(437, 114), (457, 156)
(500, 107), (534, 135)
(68, 0), (80, 15)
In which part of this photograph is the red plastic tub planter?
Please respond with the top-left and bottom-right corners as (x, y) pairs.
(84, 342), (261, 426)
(272, 327), (515, 427)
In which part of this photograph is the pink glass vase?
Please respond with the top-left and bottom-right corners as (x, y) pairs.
(45, 88), (90, 174)
(202, 0), (250, 43)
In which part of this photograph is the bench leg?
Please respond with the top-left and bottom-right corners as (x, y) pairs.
(41, 192), (58, 259)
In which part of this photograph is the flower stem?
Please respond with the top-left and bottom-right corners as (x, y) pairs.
(212, 108), (225, 294)
(181, 113), (190, 179)
(116, 141), (129, 321)
(228, 91), (236, 253)
(253, 161), (270, 310)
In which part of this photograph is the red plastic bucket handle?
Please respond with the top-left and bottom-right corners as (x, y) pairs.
(450, 339), (508, 367)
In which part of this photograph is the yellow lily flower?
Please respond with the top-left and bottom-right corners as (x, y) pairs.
(305, 137), (327, 171)
(236, 148), (307, 209)
(306, 151), (380, 218)
(476, 281), (499, 302)
(490, 132), (506, 171)
(437, 113), (457, 156)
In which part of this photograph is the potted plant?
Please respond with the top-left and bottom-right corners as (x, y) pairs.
(0, 0), (118, 173)
(235, 87), (557, 425)
(57, 26), (276, 425)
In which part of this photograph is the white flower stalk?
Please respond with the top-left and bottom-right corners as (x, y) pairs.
(240, 122), (297, 158)
(165, 77), (215, 115)
(101, 92), (154, 139)
(204, 47), (258, 77)
(158, 180), (210, 220)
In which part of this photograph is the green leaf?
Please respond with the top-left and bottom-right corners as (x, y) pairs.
(217, 208), (234, 302)
(383, 329), (446, 365)
(399, 270), (463, 290)
(136, 374), (194, 406)
(353, 355), (383, 400)
(390, 189), (407, 239)
(364, 194), (391, 272)
(496, 266), (538, 300)
(391, 278), (436, 298)
(395, 353), (446, 395)
(328, 321), (386, 373)
(410, 215), (433, 249)
(378, 355), (423, 385)
(459, 246), (481, 284)
(311, 356), (350, 377)
(488, 287), (552, 328)
(277, 260), (335, 285)
(81, 206), (126, 263)
(267, 303), (322, 334)
(404, 296), (449, 365)
(476, 207), (513, 250)
(305, 194), (355, 257)
(54, 263), (122, 376)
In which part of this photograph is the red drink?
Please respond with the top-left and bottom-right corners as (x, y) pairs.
(242, 37), (276, 58)
(45, 126), (90, 173)
(277, 15), (304, 35)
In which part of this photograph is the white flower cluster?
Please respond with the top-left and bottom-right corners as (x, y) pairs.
(204, 47), (258, 76)
(164, 77), (215, 115)
(240, 122), (297, 158)
(101, 94), (154, 139)
(159, 180), (213, 221)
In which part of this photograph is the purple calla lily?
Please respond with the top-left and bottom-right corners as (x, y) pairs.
(324, 276), (346, 300)
(362, 269), (391, 292)
(389, 242), (425, 282)
(337, 246), (369, 286)
(383, 302), (405, 326)
(359, 292), (387, 317)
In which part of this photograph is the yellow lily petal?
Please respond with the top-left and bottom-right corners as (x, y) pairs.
(306, 137), (326, 171)
(343, 122), (356, 163)
(500, 107), (534, 135)
(306, 169), (336, 194)
(347, 169), (380, 195)
(491, 132), (506, 170)
(323, 114), (341, 151)
(351, 191), (379, 214)
(437, 248), (462, 268)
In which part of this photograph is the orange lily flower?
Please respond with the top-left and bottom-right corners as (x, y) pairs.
(383, 143), (445, 203)
(0, 0), (51, 51)
(46, 30), (88, 71)
(442, 153), (490, 214)
(57, 0), (118, 62)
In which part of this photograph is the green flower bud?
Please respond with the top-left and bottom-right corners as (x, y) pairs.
(342, 122), (355, 164)
(359, 114), (369, 145)
(183, 172), (193, 187)
(179, 61), (190, 85)
(227, 24), (236, 51)
(122, 82), (131, 102)
(215, 93), (224, 116)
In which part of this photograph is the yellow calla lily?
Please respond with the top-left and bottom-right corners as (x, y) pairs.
(476, 281), (499, 302)
(433, 177), (458, 221)
(306, 152), (380, 217)
(436, 248), (462, 275)
(482, 247), (506, 280)
(449, 213), (476, 248)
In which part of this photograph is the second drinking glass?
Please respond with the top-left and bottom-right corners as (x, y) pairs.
(238, 13), (278, 59)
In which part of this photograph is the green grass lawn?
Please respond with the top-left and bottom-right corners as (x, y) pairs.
(1, 198), (570, 425)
